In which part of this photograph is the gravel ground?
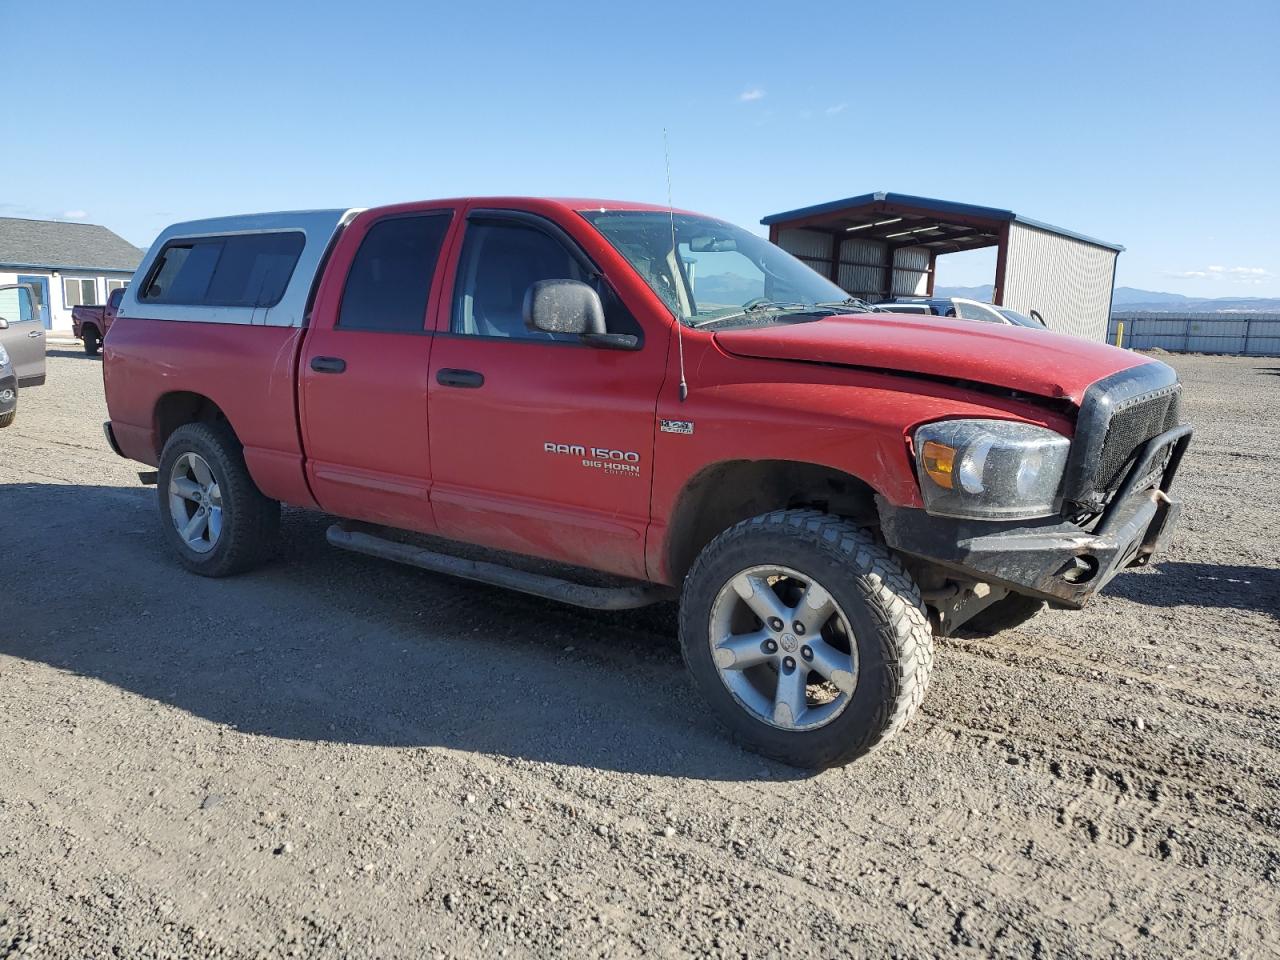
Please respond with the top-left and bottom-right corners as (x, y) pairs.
(1, 350), (1278, 959)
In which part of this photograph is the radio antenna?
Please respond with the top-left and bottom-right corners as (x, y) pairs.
(664, 128), (688, 402)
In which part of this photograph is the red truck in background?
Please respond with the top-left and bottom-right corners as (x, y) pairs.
(101, 198), (1190, 768)
(72, 286), (125, 355)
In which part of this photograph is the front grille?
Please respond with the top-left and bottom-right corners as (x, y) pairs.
(1095, 387), (1181, 493)
(1062, 362), (1183, 512)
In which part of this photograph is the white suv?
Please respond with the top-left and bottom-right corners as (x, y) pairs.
(886, 297), (1045, 329)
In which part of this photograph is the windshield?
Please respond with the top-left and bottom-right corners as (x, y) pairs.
(580, 210), (857, 328)
(997, 308), (1044, 328)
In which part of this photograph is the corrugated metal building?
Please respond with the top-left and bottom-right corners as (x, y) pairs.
(762, 192), (1124, 341)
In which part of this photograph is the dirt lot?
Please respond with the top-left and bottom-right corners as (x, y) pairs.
(1, 350), (1277, 959)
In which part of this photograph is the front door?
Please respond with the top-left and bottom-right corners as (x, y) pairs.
(426, 210), (667, 581)
(0, 284), (46, 385)
(298, 209), (457, 532)
(17, 275), (49, 330)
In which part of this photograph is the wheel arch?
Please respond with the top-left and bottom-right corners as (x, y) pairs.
(153, 391), (237, 458)
(663, 459), (882, 584)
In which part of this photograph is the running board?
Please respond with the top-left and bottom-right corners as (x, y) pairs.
(325, 522), (674, 610)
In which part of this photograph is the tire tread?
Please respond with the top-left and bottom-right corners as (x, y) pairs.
(680, 509), (933, 768)
(158, 422), (279, 577)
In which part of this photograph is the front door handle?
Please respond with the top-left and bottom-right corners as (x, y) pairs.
(310, 356), (346, 374)
(28, 330), (42, 338)
(436, 368), (484, 389)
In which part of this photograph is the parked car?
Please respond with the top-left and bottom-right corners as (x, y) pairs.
(72, 286), (126, 355)
(995, 306), (1046, 328)
(102, 198), (1190, 768)
(0, 283), (46, 387)
(886, 296), (1045, 328)
(876, 301), (933, 315)
(0, 342), (16, 428)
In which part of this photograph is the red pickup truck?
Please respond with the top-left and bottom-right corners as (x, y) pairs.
(102, 198), (1190, 768)
(72, 286), (125, 354)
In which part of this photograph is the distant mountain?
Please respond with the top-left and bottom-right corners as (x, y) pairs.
(935, 284), (1280, 314)
(1111, 287), (1191, 306)
(1109, 287), (1280, 313)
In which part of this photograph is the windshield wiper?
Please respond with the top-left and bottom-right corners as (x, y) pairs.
(815, 297), (881, 313)
(691, 300), (811, 328)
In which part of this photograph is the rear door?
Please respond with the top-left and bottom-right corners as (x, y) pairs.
(298, 207), (458, 532)
(0, 285), (46, 385)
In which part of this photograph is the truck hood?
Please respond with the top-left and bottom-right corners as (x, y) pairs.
(712, 312), (1148, 404)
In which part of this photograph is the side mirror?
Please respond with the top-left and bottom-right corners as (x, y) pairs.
(0, 317), (8, 329)
(524, 279), (606, 336)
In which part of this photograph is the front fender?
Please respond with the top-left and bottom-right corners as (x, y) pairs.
(644, 341), (1075, 582)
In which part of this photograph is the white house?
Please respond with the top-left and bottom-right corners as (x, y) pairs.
(0, 217), (145, 333)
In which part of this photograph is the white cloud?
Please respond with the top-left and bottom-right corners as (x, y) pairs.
(825, 103), (847, 115)
(1165, 264), (1275, 285)
(62, 209), (88, 219)
(738, 88), (765, 102)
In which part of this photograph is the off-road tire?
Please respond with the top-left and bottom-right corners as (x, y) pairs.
(0, 410), (14, 428)
(679, 509), (934, 769)
(83, 329), (100, 355)
(961, 593), (1046, 637)
(157, 422), (279, 577)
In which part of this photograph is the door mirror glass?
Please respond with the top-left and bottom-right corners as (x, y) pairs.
(523, 279), (606, 336)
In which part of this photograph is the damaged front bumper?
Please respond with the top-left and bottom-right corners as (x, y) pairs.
(880, 425), (1192, 608)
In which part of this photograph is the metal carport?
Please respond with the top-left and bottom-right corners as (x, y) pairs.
(762, 192), (1124, 341)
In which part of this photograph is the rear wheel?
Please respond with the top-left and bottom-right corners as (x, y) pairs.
(157, 422), (279, 577)
(679, 510), (933, 769)
(83, 328), (100, 355)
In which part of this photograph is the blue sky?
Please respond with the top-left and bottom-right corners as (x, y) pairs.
(4, 0), (1278, 296)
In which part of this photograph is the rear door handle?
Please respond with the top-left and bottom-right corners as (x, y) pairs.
(436, 368), (484, 388)
(310, 356), (346, 374)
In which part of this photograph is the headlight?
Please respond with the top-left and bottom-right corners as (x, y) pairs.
(913, 419), (1070, 520)
(0, 344), (8, 365)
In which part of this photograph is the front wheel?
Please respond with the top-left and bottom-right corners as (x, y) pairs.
(679, 510), (933, 769)
(157, 422), (280, 577)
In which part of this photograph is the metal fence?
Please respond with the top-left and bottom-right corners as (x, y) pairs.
(1107, 312), (1280, 356)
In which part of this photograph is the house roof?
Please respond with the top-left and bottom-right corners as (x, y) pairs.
(0, 217), (145, 272)
(761, 191), (1124, 253)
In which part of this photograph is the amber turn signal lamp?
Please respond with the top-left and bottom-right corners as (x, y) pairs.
(920, 440), (956, 490)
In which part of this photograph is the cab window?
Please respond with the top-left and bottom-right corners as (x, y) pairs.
(451, 218), (639, 341)
(338, 214), (452, 333)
